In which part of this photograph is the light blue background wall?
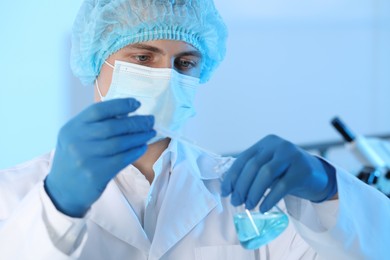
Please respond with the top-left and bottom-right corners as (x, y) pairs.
(1, 0), (389, 171)
(0, 0), (91, 169)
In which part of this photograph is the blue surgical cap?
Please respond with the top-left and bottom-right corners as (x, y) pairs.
(70, 0), (228, 86)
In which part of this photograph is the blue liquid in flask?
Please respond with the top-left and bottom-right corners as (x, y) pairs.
(234, 211), (289, 250)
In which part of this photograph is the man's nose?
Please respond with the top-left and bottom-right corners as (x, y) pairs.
(160, 56), (174, 69)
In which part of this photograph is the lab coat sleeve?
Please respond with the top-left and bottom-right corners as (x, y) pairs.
(39, 182), (89, 255)
(284, 165), (390, 259)
(0, 181), (87, 259)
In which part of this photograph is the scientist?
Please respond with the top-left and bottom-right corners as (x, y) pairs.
(0, 0), (389, 259)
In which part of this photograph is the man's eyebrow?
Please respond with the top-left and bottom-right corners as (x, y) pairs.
(126, 43), (202, 58)
(126, 43), (164, 54)
(179, 51), (202, 58)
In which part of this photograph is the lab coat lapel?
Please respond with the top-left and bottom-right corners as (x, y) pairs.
(149, 142), (220, 259)
(89, 179), (151, 252)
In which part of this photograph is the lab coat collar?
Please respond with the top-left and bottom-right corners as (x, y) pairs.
(89, 178), (151, 252)
(88, 139), (225, 258)
(86, 140), (180, 253)
(148, 139), (222, 259)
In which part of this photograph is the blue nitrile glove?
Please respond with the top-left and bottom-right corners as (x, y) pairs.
(221, 135), (337, 213)
(45, 98), (156, 218)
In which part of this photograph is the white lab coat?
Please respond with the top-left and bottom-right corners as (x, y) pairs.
(0, 139), (389, 259)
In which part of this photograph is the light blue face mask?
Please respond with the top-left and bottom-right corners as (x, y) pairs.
(96, 60), (200, 143)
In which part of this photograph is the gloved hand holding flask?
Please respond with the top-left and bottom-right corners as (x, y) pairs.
(221, 134), (338, 213)
(45, 98), (156, 218)
(217, 157), (289, 250)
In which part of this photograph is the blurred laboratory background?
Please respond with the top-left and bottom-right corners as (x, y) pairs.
(1, 0), (389, 179)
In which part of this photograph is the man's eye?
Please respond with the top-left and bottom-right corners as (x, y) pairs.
(135, 55), (150, 62)
(176, 59), (196, 69)
(180, 60), (191, 67)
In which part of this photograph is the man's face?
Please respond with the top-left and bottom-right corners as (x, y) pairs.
(95, 40), (202, 101)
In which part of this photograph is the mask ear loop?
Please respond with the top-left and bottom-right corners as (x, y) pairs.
(95, 80), (104, 101)
(104, 60), (115, 69)
(95, 61), (115, 101)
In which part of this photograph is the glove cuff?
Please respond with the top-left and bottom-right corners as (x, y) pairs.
(44, 177), (89, 218)
(312, 158), (338, 203)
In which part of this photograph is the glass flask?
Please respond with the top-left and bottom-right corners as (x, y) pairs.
(216, 157), (289, 250)
(233, 207), (288, 250)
